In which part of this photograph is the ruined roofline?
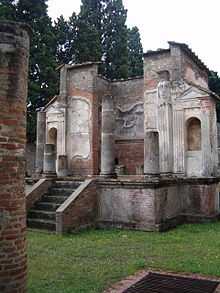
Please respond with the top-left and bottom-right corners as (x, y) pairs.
(143, 48), (170, 57)
(186, 80), (220, 102)
(97, 74), (144, 83)
(168, 41), (210, 74)
(144, 41), (210, 75)
(56, 61), (101, 71)
(0, 20), (32, 36)
(42, 95), (58, 111)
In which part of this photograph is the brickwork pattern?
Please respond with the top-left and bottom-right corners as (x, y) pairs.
(115, 140), (144, 174)
(0, 22), (30, 293)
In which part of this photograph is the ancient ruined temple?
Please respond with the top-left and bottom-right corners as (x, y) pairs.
(27, 41), (220, 233)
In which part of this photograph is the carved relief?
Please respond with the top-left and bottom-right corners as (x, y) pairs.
(115, 102), (144, 138)
(69, 97), (91, 159)
(157, 80), (171, 105)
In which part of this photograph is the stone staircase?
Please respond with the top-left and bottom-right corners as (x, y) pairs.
(27, 180), (82, 231)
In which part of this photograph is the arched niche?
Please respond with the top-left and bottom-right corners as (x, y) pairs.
(186, 117), (202, 177)
(48, 127), (57, 151)
(186, 117), (201, 151)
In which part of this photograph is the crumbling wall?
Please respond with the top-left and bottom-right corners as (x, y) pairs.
(112, 77), (144, 174)
(66, 63), (100, 175)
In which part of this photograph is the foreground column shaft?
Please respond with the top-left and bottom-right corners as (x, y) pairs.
(35, 111), (46, 174)
(0, 22), (30, 293)
(101, 96), (115, 177)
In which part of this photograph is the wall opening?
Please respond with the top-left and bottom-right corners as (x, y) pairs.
(48, 127), (57, 153)
(186, 117), (201, 151)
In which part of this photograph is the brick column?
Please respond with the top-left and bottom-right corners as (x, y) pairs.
(100, 96), (116, 177)
(35, 111), (46, 174)
(0, 22), (30, 293)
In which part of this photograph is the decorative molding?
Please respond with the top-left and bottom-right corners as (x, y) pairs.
(115, 102), (144, 138)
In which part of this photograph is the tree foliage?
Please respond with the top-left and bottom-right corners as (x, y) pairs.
(54, 13), (78, 65)
(0, 0), (59, 141)
(128, 26), (143, 77)
(209, 71), (220, 122)
(102, 0), (128, 79)
(74, 0), (102, 63)
(0, 0), (16, 20)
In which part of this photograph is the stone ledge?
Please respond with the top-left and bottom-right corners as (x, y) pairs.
(97, 176), (220, 189)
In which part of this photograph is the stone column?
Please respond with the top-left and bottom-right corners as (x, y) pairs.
(157, 76), (173, 175)
(57, 155), (68, 177)
(144, 89), (159, 176)
(35, 111), (46, 174)
(101, 96), (116, 177)
(0, 22), (30, 293)
(173, 109), (185, 175)
(43, 144), (57, 177)
(144, 131), (159, 175)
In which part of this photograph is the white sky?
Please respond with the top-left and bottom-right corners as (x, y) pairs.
(48, 0), (220, 74)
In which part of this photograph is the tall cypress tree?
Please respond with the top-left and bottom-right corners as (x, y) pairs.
(75, 0), (102, 63)
(0, 0), (16, 20)
(209, 71), (220, 122)
(54, 13), (77, 65)
(102, 0), (128, 80)
(16, 0), (58, 141)
(128, 26), (143, 77)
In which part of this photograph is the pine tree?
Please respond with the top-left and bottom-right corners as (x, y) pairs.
(209, 71), (220, 122)
(54, 13), (77, 65)
(16, 0), (58, 141)
(75, 0), (102, 63)
(209, 71), (220, 95)
(102, 0), (128, 80)
(127, 26), (143, 77)
(0, 0), (16, 20)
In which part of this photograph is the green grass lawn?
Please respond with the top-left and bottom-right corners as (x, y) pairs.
(28, 223), (220, 293)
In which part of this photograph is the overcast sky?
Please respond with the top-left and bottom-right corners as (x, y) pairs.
(48, 0), (220, 74)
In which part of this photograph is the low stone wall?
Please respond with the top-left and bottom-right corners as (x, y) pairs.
(96, 177), (220, 231)
(26, 179), (52, 210)
(180, 178), (220, 221)
(56, 179), (98, 233)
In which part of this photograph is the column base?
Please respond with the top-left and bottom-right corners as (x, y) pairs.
(100, 173), (117, 179)
(57, 170), (68, 177)
(43, 172), (57, 178)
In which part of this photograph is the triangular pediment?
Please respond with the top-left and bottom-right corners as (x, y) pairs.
(46, 101), (65, 115)
(177, 85), (209, 100)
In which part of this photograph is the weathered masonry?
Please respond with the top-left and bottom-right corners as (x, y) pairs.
(30, 41), (220, 233)
(0, 22), (30, 293)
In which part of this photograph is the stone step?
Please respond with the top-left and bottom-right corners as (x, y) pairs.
(48, 187), (76, 195)
(41, 195), (68, 204)
(35, 201), (60, 211)
(26, 180), (84, 231)
(28, 209), (56, 221)
(27, 218), (56, 231)
(54, 181), (82, 189)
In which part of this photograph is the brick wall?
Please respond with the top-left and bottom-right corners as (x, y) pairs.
(115, 140), (144, 174)
(0, 22), (30, 293)
(56, 180), (97, 233)
(66, 64), (101, 176)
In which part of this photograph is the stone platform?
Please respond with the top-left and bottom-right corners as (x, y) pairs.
(96, 176), (220, 232)
(26, 175), (220, 233)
